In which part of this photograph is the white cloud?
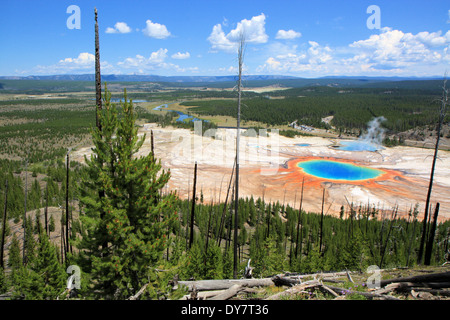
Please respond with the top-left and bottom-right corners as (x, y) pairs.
(308, 41), (332, 64)
(142, 20), (171, 39)
(23, 52), (108, 75)
(416, 31), (449, 47)
(275, 29), (301, 40)
(59, 52), (95, 66)
(118, 48), (168, 68)
(171, 52), (190, 59)
(258, 27), (450, 77)
(106, 22), (132, 34)
(349, 28), (450, 70)
(257, 41), (332, 75)
(117, 48), (192, 73)
(208, 24), (235, 52)
(208, 13), (268, 52)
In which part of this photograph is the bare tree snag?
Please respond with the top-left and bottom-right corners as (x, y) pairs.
(295, 177), (304, 259)
(65, 152), (70, 261)
(424, 203), (440, 265)
(94, 7), (102, 130)
(234, 33), (245, 279)
(189, 162), (197, 249)
(44, 182), (49, 236)
(418, 77), (447, 264)
(217, 157), (235, 247)
(0, 179), (7, 269)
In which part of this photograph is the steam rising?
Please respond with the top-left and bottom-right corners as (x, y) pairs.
(359, 116), (386, 146)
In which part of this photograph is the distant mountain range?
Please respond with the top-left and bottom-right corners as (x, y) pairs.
(0, 74), (443, 83)
(0, 74), (445, 93)
(0, 74), (300, 83)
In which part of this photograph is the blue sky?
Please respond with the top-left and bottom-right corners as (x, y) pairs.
(0, 0), (449, 77)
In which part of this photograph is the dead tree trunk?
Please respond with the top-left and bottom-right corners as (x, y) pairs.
(424, 203), (440, 265)
(189, 162), (197, 249)
(418, 78), (447, 264)
(204, 202), (213, 266)
(234, 33), (245, 279)
(60, 212), (65, 264)
(94, 8), (108, 256)
(65, 152), (70, 262)
(319, 188), (325, 254)
(295, 177), (304, 259)
(217, 157), (235, 247)
(23, 158), (28, 265)
(44, 182), (49, 236)
(380, 205), (398, 268)
(1, 180), (7, 269)
(94, 7), (102, 130)
(151, 130), (154, 155)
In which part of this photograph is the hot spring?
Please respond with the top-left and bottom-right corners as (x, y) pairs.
(297, 159), (384, 181)
(332, 116), (386, 151)
(334, 140), (383, 152)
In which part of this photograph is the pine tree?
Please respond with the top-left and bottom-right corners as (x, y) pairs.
(10, 265), (42, 300)
(24, 216), (36, 266)
(252, 235), (286, 277)
(75, 86), (177, 299)
(204, 244), (223, 279)
(32, 227), (67, 299)
(183, 243), (204, 279)
(339, 230), (368, 272)
(301, 245), (323, 274)
(8, 233), (21, 269)
(222, 248), (233, 279)
(49, 214), (55, 233)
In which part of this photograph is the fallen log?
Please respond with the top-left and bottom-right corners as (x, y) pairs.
(177, 278), (274, 291)
(373, 282), (403, 295)
(128, 283), (150, 300)
(403, 281), (450, 289)
(322, 278), (345, 284)
(411, 288), (450, 297)
(264, 280), (321, 300)
(326, 285), (401, 300)
(380, 271), (450, 287)
(271, 275), (301, 287)
(179, 290), (226, 300)
(318, 284), (340, 298)
(209, 284), (245, 300)
(282, 271), (353, 279)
